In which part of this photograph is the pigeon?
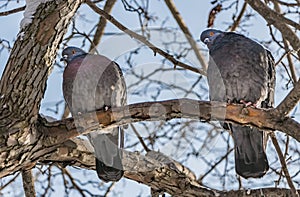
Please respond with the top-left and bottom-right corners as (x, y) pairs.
(61, 46), (127, 182)
(200, 29), (275, 178)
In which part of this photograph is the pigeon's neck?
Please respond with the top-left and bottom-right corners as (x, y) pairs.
(64, 54), (87, 80)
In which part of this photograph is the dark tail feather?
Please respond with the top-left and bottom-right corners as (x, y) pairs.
(230, 125), (269, 178)
(96, 158), (124, 182)
(88, 128), (124, 182)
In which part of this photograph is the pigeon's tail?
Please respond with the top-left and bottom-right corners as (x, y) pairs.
(95, 156), (123, 182)
(88, 128), (124, 182)
(230, 125), (269, 178)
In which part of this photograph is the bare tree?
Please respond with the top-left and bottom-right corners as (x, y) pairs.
(0, 0), (299, 196)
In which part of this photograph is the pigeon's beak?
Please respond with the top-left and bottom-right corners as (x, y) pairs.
(204, 38), (210, 45)
(60, 55), (67, 62)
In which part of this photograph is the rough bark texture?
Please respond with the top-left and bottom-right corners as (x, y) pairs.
(40, 99), (300, 143)
(43, 138), (300, 197)
(0, 0), (82, 175)
(0, 0), (82, 134)
(1, 98), (299, 179)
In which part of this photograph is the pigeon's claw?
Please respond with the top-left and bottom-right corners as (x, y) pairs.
(239, 100), (257, 108)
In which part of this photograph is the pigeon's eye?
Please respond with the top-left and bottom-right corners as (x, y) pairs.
(72, 50), (76, 54)
(209, 31), (214, 36)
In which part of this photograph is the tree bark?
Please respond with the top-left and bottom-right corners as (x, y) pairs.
(0, 0), (82, 177)
(1, 98), (299, 179)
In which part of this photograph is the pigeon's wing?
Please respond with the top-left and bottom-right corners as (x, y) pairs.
(207, 32), (275, 178)
(208, 32), (271, 104)
(63, 53), (126, 182)
(89, 57), (126, 182)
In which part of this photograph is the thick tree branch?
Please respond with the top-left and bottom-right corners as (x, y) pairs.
(40, 99), (300, 144)
(248, 0), (300, 30)
(43, 138), (300, 197)
(0, 0), (82, 135)
(1, 98), (299, 195)
(85, 0), (206, 75)
(0, 0), (82, 188)
(1, 99), (299, 181)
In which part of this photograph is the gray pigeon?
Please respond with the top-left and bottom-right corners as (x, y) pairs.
(200, 29), (275, 178)
(61, 46), (127, 182)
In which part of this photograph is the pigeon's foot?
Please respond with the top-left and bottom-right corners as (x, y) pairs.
(239, 100), (257, 108)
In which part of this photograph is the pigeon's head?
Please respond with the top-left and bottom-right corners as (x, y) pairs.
(61, 47), (86, 63)
(200, 29), (224, 48)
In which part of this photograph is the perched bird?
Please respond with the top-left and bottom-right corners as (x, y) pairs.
(200, 29), (275, 178)
(61, 46), (127, 182)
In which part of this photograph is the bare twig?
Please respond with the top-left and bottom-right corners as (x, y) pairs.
(103, 182), (116, 197)
(270, 133), (299, 197)
(89, 0), (117, 52)
(60, 167), (86, 196)
(246, 0), (300, 58)
(274, 49), (293, 66)
(22, 170), (36, 197)
(198, 148), (234, 183)
(130, 123), (151, 152)
(85, 0), (206, 75)
(0, 5), (25, 16)
(273, 0), (300, 6)
(283, 39), (297, 83)
(0, 172), (19, 191)
(271, 0), (297, 84)
(164, 0), (207, 70)
(207, 4), (222, 28)
(229, 2), (247, 32)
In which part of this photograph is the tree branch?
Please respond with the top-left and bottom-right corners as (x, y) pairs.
(89, 0), (117, 52)
(1, 98), (300, 195)
(163, 0), (207, 70)
(0, 6), (26, 16)
(246, 0), (300, 58)
(271, 0), (297, 84)
(40, 99), (300, 144)
(270, 133), (299, 197)
(273, 79), (300, 117)
(21, 170), (36, 197)
(229, 2), (247, 31)
(43, 138), (300, 196)
(1, 99), (299, 181)
(0, 0), (82, 134)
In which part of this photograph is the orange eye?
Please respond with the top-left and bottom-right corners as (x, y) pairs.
(209, 31), (214, 36)
(72, 50), (76, 54)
